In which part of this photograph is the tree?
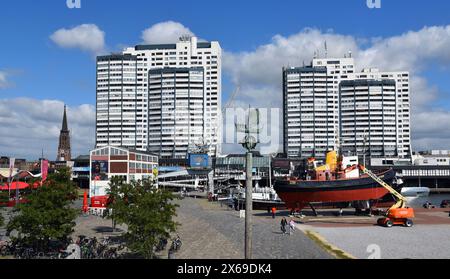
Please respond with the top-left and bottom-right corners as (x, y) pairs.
(0, 192), (8, 227)
(0, 210), (4, 228)
(107, 177), (179, 259)
(7, 168), (78, 252)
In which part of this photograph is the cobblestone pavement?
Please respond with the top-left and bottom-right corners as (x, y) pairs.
(72, 213), (127, 240)
(173, 198), (333, 259)
(2, 198), (333, 259)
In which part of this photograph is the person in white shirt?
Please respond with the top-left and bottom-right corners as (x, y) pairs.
(289, 219), (296, 235)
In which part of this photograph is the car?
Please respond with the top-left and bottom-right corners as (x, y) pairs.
(440, 200), (450, 208)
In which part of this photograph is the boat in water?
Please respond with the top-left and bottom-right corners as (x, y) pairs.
(401, 187), (430, 198)
(234, 183), (285, 209)
(274, 151), (397, 211)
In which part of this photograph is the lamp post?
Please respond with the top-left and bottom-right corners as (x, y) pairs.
(242, 135), (257, 260)
(236, 107), (260, 260)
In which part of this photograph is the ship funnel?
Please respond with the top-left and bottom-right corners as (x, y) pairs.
(326, 151), (338, 171)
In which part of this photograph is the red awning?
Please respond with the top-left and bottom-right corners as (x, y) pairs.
(0, 182), (40, 191)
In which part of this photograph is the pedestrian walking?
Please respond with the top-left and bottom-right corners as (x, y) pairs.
(280, 218), (287, 234)
(271, 207), (277, 219)
(289, 219), (296, 235)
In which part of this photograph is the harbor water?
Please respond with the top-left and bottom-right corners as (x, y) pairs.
(406, 194), (450, 208)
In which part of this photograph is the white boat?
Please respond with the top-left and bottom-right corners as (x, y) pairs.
(401, 187), (430, 198)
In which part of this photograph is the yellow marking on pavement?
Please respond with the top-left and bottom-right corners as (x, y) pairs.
(294, 223), (355, 259)
(304, 230), (356, 259)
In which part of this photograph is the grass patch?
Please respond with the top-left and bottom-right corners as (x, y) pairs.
(305, 230), (354, 259)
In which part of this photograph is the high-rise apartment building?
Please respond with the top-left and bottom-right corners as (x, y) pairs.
(283, 56), (411, 163)
(283, 57), (356, 158)
(96, 36), (222, 159)
(340, 79), (399, 159)
(283, 66), (336, 159)
(349, 68), (411, 160)
(148, 67), (206, 158)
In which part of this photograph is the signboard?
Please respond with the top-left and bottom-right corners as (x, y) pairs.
(158, 166), (185, 172)
(152, 168), (159, 177)
(41, 160), (49, 182)
(73, 167), (90, 172)
(189, 154), (210, 169)
(91, 161), (108, 181)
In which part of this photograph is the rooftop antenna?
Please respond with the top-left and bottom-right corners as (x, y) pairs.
(324, 41), (328, 58)
(348, 50), (352, 58)
(179, 34), (192, 42)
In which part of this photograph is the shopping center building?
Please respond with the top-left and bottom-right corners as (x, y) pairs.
(89, 146), (159, 197)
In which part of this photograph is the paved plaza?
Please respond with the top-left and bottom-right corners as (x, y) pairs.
(173, 197), (333, 259)
(4, 197), (450, 259)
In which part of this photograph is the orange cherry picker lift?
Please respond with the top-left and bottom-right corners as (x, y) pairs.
(359, 165), (415, 228)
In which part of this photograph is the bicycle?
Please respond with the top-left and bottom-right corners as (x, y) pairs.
(155, 238), (168, 252)
(170, 235), (182, 252)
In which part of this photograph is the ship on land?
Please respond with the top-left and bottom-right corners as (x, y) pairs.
(274, 151), (399, 212)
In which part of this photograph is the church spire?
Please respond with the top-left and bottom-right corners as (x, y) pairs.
(57, 104), (71, 161)
(62, 105), (68, 132)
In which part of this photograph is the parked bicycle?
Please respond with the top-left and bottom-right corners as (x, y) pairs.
(155, 238), (168, 252)
(170, 235), (182, 252)
(75, 235), (125, 259)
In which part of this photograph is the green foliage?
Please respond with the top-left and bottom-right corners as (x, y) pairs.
(0, 209), (4, 227)
(0, 189), (9, 227)
(107, 177), (179, 259)
(6, 168), (78, 251)
(0, 191), (8, 204)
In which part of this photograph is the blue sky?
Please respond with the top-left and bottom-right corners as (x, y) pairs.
(1, 0), (450, 159)
(1, 0), (449, 105)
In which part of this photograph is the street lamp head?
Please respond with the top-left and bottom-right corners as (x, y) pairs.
(241, 135), (258, 151)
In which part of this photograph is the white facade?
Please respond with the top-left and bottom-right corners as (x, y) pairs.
(89, 146), (159, 197)
(283, 56), (412, 162)
(148, 68), (206, 158)
(96, 36), (222, 158)
(340, 80), (399, 158)
(349, 68), (411, 159)
(413, 155), (450, 166)
(283, 66), (336, 158)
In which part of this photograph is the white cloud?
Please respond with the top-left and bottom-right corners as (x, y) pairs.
(0, 71), (11, 89)
(224, 26), (450, 152)
(141, 21), (195, 44)
(0, 98), (95, 160)
(50, 24), (106, 55)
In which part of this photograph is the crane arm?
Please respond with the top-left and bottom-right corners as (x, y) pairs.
(222, 86), (240, 114)
(358, 165), (407, 211)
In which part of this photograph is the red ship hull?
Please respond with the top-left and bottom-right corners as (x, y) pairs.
(274, 169), (395, 210)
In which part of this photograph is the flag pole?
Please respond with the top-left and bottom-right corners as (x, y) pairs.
(8, 158), (15, 204)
